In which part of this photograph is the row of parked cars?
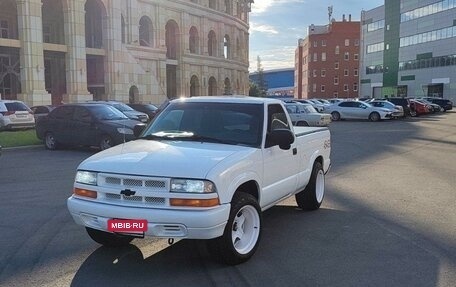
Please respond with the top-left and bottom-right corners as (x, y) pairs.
(286, 97), (453, 122)
(0, 100), (161, 132)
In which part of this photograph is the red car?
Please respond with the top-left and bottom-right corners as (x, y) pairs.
(410, 99), (430, 116)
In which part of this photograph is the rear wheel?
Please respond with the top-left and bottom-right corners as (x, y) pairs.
(207, 192), (261, 265)
(296, 161), (325, 211)
(369, 112), (380, 122)
(331, 112), (341, 121)
(86, 227), (134, 247)
(45, 132), (59, 150)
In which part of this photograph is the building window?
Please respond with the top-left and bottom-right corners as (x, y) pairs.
(354, 39), (359, 46)
(314, 41), (318, 47)
(335, 62), (339, 69)
(313, 69), (317, 77)
(354, 68), (358, 76)
(344, 84), (349, 91)
(321, 69), (326, 77)
(322, 52), (326, 61)
(225, 0), (232, 14)
(312, 83), (317, 92)
(121, 15), (126, 44)
(139, 16), (153, 47)
(353, 83), (358, 92)
(313, 53), (318, 62)
(321, 85), (325, 92)
(209, 0), (216, 9)
(367, 42), (385, 53)
(334, 76), (339, 85)
(344, 52), (349, 61)
(401, 1), (456, 23)
(367, 19), (385, 32)
(189, 26), (199, 54)
(208, 30), (217, 56)
(344, 69), (349, 76)
(398, 25), (456, 47)
(345, 39), (349, 46)
(335, 45), (339, 55)
(322, 40), (326, 46)
(333, 91), (338, 98)
(224, 35), (230, 59)
(354, 54), (359, 60)
(0, 20), (9, 38)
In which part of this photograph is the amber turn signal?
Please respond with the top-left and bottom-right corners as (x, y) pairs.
(74, 188), (97, 199)
(170, 198), (219, 207)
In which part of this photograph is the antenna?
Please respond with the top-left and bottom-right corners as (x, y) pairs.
(328, 6), (333, 24)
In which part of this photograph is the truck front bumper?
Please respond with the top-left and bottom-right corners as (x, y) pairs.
(67, 196), (230, 239)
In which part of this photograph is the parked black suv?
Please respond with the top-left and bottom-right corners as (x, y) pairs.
(422, 97), (453, 111)
(388, 98), (413, 116)
(127, 103), (158, 120)
(36, 104), (144, 150)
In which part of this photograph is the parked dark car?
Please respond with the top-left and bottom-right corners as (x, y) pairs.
(422, 97), (453, 111)
(36, 104), (144, 150)
(88, 101), (149, 123)
(388, 98), (414, 116)
(127, 103), (158, 120)
(31, 105), (56, 121)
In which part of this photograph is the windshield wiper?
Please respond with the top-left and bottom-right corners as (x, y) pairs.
(181, 135), (238, 145)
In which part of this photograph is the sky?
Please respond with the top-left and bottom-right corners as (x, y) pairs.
(249, 0), (384, 72)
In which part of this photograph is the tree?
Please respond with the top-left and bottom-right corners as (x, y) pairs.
(249, 81), (261, 97)
(255, 56), (268, 97)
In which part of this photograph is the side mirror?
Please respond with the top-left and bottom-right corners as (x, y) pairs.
(133, 124), (147, 138)
(267, 129), (295, 150)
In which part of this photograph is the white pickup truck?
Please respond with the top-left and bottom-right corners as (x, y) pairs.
(67, 96), (331, 265)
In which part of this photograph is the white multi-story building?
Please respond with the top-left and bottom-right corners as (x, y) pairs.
(0, 0), (253, 106)
(360, 0), (456, 103)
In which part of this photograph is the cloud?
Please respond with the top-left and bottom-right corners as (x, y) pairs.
(251, 0), (306, 15)
(250, 22), (279, 35)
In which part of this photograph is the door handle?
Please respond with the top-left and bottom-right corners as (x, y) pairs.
(292, 148), (297, 155)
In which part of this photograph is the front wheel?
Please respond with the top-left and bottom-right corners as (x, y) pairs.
(45, 132), (59, 150)
(297, 121), (309, 127)
(296, 161), (325, 211)
(207, 192), (261, 265)
(86, 227), (134, 247)
(99, 135), (114, 150)
(369, 112), (380, 122)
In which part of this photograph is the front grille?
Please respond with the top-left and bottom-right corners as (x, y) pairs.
(99, 174), (168, 207)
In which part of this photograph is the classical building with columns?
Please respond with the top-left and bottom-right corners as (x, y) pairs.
(0, 0), (253, 106)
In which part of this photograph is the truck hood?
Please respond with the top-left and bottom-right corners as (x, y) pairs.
(78, 139), (253, 178)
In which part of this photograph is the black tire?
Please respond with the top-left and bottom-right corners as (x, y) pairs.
(86, 227), (134, 247)
(369, 112), (380, 122)
(45, 132), (59, 150)
(207, 192), (262, 265)
(297, 121), (309, 127)
(99, 135), (114, 150)
(296, 161), (325, 211)
(331, 112), (341, 121)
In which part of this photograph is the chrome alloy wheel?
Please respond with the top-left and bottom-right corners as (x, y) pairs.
(315, 169), (325, 203)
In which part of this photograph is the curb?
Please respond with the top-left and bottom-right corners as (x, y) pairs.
(2, 144), (44, 151)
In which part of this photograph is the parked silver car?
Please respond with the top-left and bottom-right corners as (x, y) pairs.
(324, 101), (393, 122)
(285, 102), (331, 127)
(0, 100), (35, 130)
(369, 100), (404, 118)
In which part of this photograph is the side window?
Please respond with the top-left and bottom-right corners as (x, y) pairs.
(267, 104), (290, 132)
(74, 107), (92, 122)
(35, 106), (48, 114)
(51, 106), (74, 120)
(339, 102), (352, 107)
(353, 102), (363, 108)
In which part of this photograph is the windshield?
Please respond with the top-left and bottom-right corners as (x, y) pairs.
(298, 104), (317, 113)
(88, 105), (129, 120)
(113, 103), (135, 112)
(141, 102), (264, 148)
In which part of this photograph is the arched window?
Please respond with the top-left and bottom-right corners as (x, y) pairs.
(208, 30), (217, 57)
(208, 77), (217, 96)
(225, 0), (232, 14)
(209, 0), (216, 9)
(85, 0), (105, 48)
(129, 85), (139, 104)
(224, 35), (230, 59)
(224, 78), (231, 95)
(166, 20), (180, 59)
(0, 0), (18, 39)
(190, 75), (200, 97)
(121, 15), (126, 44)
(189, 26), (199, 54)
(42, 0), (64, 44)
(139, 16), (153, 47)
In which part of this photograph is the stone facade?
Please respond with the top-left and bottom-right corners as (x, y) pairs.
(0, 0), (253, 106)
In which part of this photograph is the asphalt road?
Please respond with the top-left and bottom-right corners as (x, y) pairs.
(1, 112), (455, 287)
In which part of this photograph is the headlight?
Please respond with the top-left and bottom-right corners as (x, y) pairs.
(170, 179), (215, 193)
(75, 171), (98, 185)
(117, 127), (133, 135)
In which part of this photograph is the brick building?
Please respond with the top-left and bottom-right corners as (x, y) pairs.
(294, 16), (360, 99)
(0, 0), (253, 107)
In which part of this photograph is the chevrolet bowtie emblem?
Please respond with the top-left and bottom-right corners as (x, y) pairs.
(120, 189), (136, 197)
